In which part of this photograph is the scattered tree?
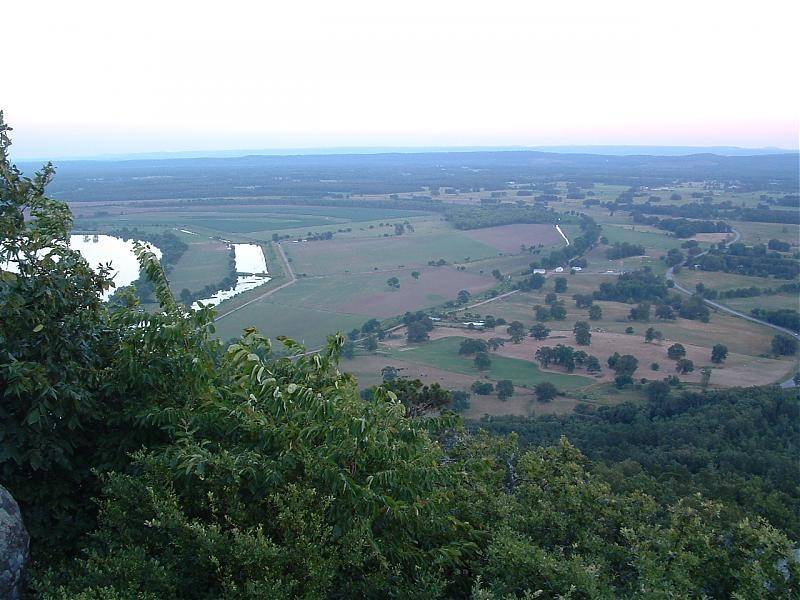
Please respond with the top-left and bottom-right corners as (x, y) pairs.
(711, 344), (728, 364)
(496, 380), (515, 400)
(530, 323), (551, 340)
(534, 381), (558, 402)
(459, 338), (488, 355)
(474, 352), (492, 370)
(667, 343), (687, 360)
(507, 321), (526, 343)
(470, 381), (494, 395)
(573, 321), (591, 346)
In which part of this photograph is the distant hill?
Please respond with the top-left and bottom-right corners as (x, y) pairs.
(18, 144), (796, 162)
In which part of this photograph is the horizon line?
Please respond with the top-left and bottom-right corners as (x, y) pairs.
(14, 143), (800, 163)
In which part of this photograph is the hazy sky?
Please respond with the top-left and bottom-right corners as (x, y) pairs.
(5, 0), (799, 158)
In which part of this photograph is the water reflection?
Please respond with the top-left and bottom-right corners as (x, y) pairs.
(192, 243), (271, 308)
(69, 235), (162, 299)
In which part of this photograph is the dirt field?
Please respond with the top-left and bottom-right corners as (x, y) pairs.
(341, 267), (497, 317)
(283, 230), (498, 276)
(460, 223), (563, 253)
(690, 232), (735, 244)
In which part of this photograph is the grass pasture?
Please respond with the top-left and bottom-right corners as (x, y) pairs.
(168, 238), (231, 294)
(73, 201), (433, 241)
(283, 230), (501, 276)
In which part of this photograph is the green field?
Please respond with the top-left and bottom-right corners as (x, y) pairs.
(73, 203), (433, 240)
(168, 238), (232, 294)
(387, 336), (592, 390)
(214, 299), (367, 347)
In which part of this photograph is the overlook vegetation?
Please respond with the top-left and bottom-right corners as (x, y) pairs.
(2, 117), (800, 597)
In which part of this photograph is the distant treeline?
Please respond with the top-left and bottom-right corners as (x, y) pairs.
(476, 386), (800, 540)
(632, 214), (731, 238)
(109, 228), (188, 267)
(624, 201), (800, 225)
(715, 281), (799, 299)
(444, 205), (558, 229)
(25, 150), (799, 203)
(606, 241), (645, 259)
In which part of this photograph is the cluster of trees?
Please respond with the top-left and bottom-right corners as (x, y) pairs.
(403, 311), (434, 342)
(535, 344), (602, 374)
(717, 281), (799, 299)
(772, 334), (799, 356)
(595, 268), (669, 303)
(595, 269), (710, 322)
(695, 243), (799, 279)
(751, 308), (800, 333)
(2, 119), (799, 597)
(443, 205), (557, 229)
(533, 301), (567, 321)
(631, 214), (731, 238)
(607, 352), (639, 387)
(606, 241), (645, 259)
(628, 200), (800, 225)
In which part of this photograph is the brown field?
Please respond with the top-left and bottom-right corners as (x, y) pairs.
(460, 223), (563, 253)
(341, 353), (479, 389)
(326, 267), (497, 318)
(690, 232), (735, 243)
(423, 328), (793, 388)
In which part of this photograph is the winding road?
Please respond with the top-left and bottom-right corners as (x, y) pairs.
(665, 228), (799, 387)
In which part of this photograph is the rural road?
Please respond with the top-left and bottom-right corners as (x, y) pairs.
(215, 242), (297, 322)
(665, 228), (799, 387)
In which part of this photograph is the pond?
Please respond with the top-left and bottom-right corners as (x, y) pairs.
(2, 234), (162, 300)
(192, 243), (271, 308)
(69, 235), (163, 299)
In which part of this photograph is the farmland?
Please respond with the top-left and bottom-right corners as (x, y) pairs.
(38, 150), (798, 418)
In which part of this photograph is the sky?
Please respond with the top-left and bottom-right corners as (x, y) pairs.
(4, 0), (799, 159)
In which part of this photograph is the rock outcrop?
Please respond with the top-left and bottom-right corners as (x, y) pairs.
(0, 485), (28, 599)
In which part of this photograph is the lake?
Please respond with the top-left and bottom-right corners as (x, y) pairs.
(193, 243), (271, 308)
